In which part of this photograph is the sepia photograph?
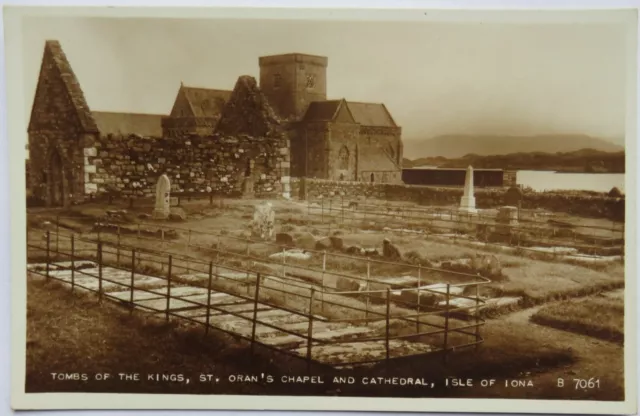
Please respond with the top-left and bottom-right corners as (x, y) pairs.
(5, 5), (637, 414)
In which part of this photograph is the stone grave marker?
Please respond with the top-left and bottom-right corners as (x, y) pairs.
(382, 238), (401, 260)
(505, 186), (523, 208)
(152, 174), (171, 219)
(251, 201), (275, 240)
(496, 206), (519, 236)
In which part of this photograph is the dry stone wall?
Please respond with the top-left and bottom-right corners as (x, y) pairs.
(290, 178), (625, 221)
(84, 133), (290, 198)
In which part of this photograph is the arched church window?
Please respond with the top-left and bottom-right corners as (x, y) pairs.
(338, 146), (349, 170)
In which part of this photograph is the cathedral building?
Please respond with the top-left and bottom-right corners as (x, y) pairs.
(160, 52), (404, 183)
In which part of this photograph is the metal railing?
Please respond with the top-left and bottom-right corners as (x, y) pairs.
(303, 197), (624, 262)
(27, 230), (489, 369)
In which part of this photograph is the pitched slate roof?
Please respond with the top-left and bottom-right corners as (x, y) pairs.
(181, 86), (232, 117)
(344, 101), (397, 127)
(302, 99), (397, 127)
(29, 40), (99, 133)
(92, 111), (164, 137)
(301, 100), (343, 122)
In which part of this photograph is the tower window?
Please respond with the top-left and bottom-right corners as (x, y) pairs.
(306, 74), (316, 89)
(273, 73), (282, 88)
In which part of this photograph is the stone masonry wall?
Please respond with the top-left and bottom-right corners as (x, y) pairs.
(84, 133), (290, 198)
(290, 178), (625, 221)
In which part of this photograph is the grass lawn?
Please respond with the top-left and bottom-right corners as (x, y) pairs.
(27, 198), (626, 314)
(531, 295), (624, 343)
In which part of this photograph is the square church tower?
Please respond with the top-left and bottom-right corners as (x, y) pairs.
(259, 53), (328, 121)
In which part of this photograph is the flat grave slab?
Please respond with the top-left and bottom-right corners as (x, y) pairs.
(107, 290), (165, 302)
(292, 339), (433, 365)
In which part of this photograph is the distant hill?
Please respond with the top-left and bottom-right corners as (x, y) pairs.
(404, 148), (625, 173)
(403, 134), (624, 159)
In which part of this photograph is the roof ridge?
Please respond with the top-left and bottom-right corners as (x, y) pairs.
(92, 110), (167, 117)
(182, 85), (232, 93)
(346, 100), (385, 105)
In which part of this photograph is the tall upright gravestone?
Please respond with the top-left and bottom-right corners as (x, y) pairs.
(152, 174), (171, 219)
(459, 165), (477, 213)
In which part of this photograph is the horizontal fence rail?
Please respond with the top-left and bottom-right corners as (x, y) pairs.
(27, 230), (489, 369)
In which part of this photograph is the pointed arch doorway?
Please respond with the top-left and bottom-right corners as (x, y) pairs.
(48, 149), (66, 207)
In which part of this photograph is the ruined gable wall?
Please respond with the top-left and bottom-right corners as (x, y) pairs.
(27, 44), (97, 205)
(84, 133), (289, 198)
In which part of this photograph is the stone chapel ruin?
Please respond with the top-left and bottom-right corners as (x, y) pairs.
(26, 40), (404, 207)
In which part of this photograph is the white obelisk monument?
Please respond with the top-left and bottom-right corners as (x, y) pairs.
(459, 165), (477, 213)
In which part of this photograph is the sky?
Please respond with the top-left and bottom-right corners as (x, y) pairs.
(21, 15), (630, 146)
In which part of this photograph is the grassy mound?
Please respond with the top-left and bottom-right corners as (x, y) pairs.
(531, 295), (624, 343)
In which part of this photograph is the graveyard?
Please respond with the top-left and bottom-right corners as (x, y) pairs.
(24, 171), (626, 398)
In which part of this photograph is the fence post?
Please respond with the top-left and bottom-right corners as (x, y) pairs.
(250, 273), (262, 356)
(321, 250), (327, 311)
(70, 234), (75, 292)
(341, 195), (345, 224)
(306, 287), (316, 372)
(443, 283), (451, 362)
(385, 288), (391, 364)
(475, 275), (481, 350)
(205, 261), (213, 335)
(165, 255), (172, 323)
(45, 231), (51, 280)
(97, 242), (103, 302)
(416, 264), (422, 334)
(215, 238), (220, 278)
(130, 249), (136, 315)
(321, 199), (324, 223)
(282, 248), (286, 277)
(117, 225), (121, 265)
(365, 260), (371, 325)
(55, 215), (60, 256)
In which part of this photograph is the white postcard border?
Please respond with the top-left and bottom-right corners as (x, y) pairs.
(4, 4), (638, 414)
